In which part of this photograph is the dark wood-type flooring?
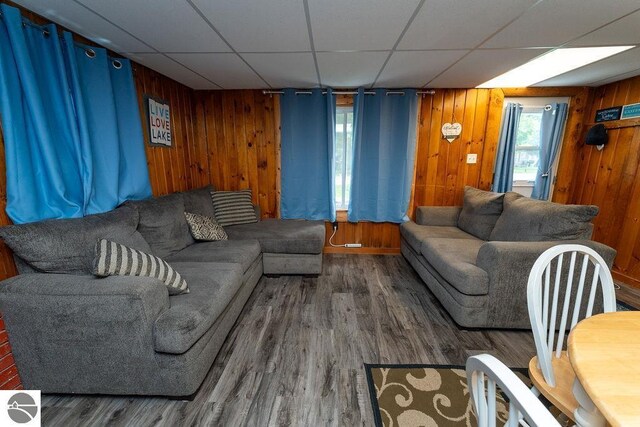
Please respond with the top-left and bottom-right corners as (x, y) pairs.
(42, 254), (625, 426)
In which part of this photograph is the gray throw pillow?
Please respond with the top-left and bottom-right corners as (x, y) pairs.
(184, 212), (228, 241)
(182, 185), (216, 219)
(93, 239), (188, 295)
(211, 189), (258, 227)
(457, 186), (505, 240)
(490, 192), (599, 241)
(0, 206), (151, 275)
(124, 193), (194, 258)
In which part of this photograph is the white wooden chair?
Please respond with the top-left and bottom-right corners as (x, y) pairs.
(527, 244), (616, 425)
(466, 354), (561, 427)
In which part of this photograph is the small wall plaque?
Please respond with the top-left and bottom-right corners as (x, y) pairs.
(145, 95), (172, 147)
(621, 103), (640, 120)
(441, 122), (462, 143)
(594, 107), (621, 122)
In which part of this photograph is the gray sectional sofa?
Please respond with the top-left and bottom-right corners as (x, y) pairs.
(0, 186), (325, 396)
(401, 187), (616, 329)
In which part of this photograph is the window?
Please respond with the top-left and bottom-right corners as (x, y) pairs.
(513, 108), (543, 184)
(505, 96), (569, 199)
(334, 106), (353, 210)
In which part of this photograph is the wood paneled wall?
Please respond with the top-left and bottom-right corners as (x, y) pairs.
(135, 66), (207, 196)
(192, 91), (280, 218)
(566, 75), (640, 287)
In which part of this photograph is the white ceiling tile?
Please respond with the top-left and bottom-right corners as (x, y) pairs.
(242, 53), (318, 88)
(127, 53), (218, 89)
(398, 0), (536, 50)
(316, 51), (388, 88)
(376, 50), (468, 88)
(167, 53), (266, 89)
(590, 68), (640, 86)
(75, 0), (231, 52)
(13, 0), (153, 53)
(534, 47), (640, 87)
(190, 0), (309, 52)
(308, 0), (421, 51)
(429, 49), (547, 88)
(482, 1), (640, 48)
(568, 10), (640, 47)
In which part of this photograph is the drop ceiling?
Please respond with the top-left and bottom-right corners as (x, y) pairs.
(14, 0), (640, 89)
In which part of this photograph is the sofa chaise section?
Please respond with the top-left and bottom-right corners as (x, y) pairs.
(225, 218), (325, 275)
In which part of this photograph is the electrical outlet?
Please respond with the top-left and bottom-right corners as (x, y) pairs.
(332, 221), (338, 231)
(466, 153), (478, 164)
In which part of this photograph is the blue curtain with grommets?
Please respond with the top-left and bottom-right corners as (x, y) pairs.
(492, 102), (523, 193)
(280, 88), (336, 221)
(0, 4), (151, 224)
(531, 103), (568, 200)
(348, 88), (418, 223)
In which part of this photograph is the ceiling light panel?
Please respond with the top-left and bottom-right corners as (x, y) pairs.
(478, 46), (635, 88)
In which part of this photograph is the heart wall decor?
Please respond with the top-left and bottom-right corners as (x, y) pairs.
(442, 122), (462, 143)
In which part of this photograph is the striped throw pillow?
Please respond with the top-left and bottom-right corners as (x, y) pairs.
(93, 239), (189, 295)
(210, 189), (258, 227)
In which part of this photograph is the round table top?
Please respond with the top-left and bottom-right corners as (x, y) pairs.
(568, 311), (640, 427)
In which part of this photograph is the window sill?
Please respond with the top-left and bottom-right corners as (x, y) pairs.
(335, 210), (348, 222)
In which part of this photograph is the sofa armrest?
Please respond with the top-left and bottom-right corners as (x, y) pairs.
(253, 204), (261, 221)
(0, 274), (170, 386)
(476, 240), (616, 327)
(415, 206), (462, 226)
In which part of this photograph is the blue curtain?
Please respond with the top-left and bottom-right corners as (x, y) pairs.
(531, 103), (568, 200)
(0, 5), (151, 224)
(492, 102), (523, 193)
(280, 88), (336, 221)
(348, 88), (418, 223)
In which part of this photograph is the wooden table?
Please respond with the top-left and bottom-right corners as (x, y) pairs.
(568, 311), (640, 427)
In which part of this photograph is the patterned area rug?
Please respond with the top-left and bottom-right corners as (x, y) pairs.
(365, 363), (532, 427)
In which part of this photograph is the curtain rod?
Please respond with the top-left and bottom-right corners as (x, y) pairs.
(262, 89), (435, 96)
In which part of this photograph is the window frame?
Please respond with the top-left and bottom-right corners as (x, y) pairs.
(334, 105), (353, 212)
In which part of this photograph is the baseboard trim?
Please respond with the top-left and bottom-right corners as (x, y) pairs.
(323, 247), (400, 255)
(613, 270), (640, 289)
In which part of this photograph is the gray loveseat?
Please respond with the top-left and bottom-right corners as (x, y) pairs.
(401, 187), (616, 329)
(0, 186), (325, 396)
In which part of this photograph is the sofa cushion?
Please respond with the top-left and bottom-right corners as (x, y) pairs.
(184, 212), (227, 241)
(211, 189), (258, 227)
(182, 186), (215, 219)
(166, 239), (261, 273)
(400, 221), (480, 254)
(490, 192), (598, 242)
(225, 219), (325, 254)
(420, 238), (488, 296)
(457, 186), (504, 240)
(154, 262), (243, 354)
(0, 206), (150, 275)
(125, 193), (194, 258)
(93, 239), (189, 295)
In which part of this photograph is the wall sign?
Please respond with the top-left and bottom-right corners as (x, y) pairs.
(145, 95), (172, 147)
(621, 103), (640, 120)
(441, 122), (462, 143)
(594, 106), (622, 122)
